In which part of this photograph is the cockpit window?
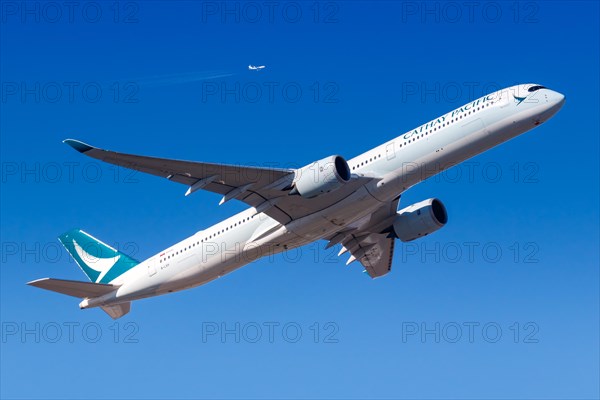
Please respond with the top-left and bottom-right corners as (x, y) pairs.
(528, 85), (547, 92)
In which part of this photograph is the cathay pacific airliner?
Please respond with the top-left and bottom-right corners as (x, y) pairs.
(28, 83), (565, 319)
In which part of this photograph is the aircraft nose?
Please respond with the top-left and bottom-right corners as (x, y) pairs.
(549, 90), (566, 108)
(538, 89), (565, 122)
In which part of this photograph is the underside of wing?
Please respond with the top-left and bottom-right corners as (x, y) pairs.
(64, 139), (371, 224)
(325, 197), (400, 278)
(342, 233), (395, 278)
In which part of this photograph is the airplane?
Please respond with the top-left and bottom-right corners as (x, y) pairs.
(27, 83), (565, 319)
(248, 65), (266, 70)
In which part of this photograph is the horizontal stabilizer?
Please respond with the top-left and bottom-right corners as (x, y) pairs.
(27, 278), (117, 298)
(101, 303), (131, 319)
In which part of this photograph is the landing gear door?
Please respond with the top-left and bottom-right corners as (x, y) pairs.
(147, 257), (157, 277)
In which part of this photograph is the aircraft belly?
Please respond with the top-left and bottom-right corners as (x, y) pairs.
(285, 186), (383, 240)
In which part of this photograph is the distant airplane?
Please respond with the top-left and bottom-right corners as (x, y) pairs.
(248, 65), (265, 70)
(28, 83), (564, 319)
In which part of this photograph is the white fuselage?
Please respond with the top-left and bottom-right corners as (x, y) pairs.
(82, 84), (565, 309)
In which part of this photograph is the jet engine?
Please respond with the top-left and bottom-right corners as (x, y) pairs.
(291, 155), (351, 198)
(392, 198), (448, 242)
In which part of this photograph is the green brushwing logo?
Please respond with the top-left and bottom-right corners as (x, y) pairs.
(58, 229), (140, 283)
(513, 94), (527, 105)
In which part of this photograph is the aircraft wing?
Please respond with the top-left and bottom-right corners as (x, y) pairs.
(64, 139), (370, 224)
(343, 232), (395, 278)
(28, 278), (118, 298)
(326, 198), (399, 278)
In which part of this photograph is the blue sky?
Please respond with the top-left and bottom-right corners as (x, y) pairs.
(1, 1), (598, 399)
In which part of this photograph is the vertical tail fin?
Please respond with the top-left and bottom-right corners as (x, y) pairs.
(58, 229), (140, 284)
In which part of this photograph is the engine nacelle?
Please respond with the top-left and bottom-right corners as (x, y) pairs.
(292, 155), (351, 198)
(392, 198), (448, 242)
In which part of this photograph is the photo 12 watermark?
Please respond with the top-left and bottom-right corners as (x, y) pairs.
(199, 1), (340, 24)
(0, 1), (140, 24)
(201, 321), (340, 344)
(399, 1), (540, 24)
(1, 321), (140, 343)
(401, 321), (540, 344)
(200, 80), (340, 104)
(394, 161), (541, 185)
(1, 81), (140, 104)
(1, 161), (140, 185)
(2, 240), (140, 265)
(398, 241), (540, 264)
(400, 81), (505, 104)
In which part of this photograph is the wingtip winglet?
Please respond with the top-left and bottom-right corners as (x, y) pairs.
(63, 139), (95, 153)
(26, 278), (50, 286)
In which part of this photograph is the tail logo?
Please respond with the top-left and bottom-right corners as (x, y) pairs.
(73, 239), (121, 283)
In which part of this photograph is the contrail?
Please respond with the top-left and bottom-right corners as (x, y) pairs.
(135, 71), (234, 87)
